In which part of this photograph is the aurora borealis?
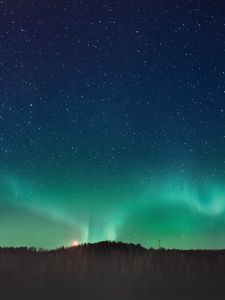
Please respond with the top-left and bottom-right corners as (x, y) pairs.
(1, 0), (225, 249)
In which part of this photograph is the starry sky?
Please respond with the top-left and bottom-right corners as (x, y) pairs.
(0, 0), (225, 249)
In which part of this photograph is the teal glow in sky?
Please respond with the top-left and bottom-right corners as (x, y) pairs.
(1, 171), (225, 249)
(0, 0), (225, 249)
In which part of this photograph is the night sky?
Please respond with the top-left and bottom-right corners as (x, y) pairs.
(0, 0), (225, 249)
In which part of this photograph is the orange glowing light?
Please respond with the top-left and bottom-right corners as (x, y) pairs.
(72, 240), (80, 247)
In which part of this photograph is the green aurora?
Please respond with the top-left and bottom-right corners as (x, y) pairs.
(1, 170), (225, 249)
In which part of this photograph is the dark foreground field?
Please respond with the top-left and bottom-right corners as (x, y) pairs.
(0, 242), (225, 300)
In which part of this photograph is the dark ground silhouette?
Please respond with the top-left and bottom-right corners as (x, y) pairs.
(0, 241), (225, 299)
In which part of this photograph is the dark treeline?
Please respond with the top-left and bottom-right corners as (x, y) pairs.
(0, 241), (225, 299)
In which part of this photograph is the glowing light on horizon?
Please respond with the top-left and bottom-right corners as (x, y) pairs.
(72, 240), (80, 247)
